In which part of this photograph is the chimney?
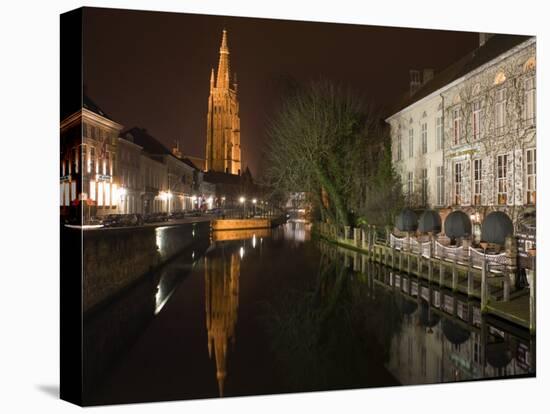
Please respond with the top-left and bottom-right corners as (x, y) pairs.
(410, 70), (421, 96)
(422, 69), (434, 85)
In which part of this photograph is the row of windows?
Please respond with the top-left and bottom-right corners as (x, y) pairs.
(397, 117), (444, 161)
(83, 123), (117, 145)
(451, 77), (536, 145)
(452, 149), (536, 206)
(405, 148), (536, 207)
(395, 75), (536, 160)
(61, 144), (114, 177)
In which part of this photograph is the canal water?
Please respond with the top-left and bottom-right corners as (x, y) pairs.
(83, 221), (535, 406)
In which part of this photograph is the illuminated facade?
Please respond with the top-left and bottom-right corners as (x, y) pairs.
(205, 30), (242, 175)
(60, 96), (124, 221)
(204, 247), (240, 396)
(387, 35), (536, 228)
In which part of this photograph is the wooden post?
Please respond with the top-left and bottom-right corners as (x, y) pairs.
(361, 229), (367, 250)
(417, 246), (422, 275)
(353, 227), (360, 248)
(467, 254), (473, 297)
(344, 226), (351, 243)
(529, 253), (536, 334)
(503, 270), (510, 302)
(439, 261), (444, 287)
(391, 247), (395, 269)
(481, 256), (488, 312)
(452, 257), (458, 291)
(353, 252), (360, 272)
(399, 250), (403, 271)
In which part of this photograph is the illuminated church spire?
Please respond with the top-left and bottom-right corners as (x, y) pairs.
(216, 29), (230, 89)
(205, 29), (242, 174)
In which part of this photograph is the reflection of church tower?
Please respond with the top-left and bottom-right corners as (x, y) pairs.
(204, 249), (240, 397)
(205, 29), (242, 175)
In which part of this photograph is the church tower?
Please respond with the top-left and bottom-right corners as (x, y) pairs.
(205, 29), (242, 175)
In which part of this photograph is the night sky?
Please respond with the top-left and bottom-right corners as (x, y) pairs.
(83, 7), (478, 175)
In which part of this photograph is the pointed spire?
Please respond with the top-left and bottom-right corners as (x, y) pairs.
(216, 29), (230, 89)
(210, 68), (215, 91)
(220, 28), (228, 54)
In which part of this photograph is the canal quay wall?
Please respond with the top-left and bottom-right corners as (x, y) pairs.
(83, 221), (210, 314)
(212, 215), (287, 231)
(316, 222), (535, 334)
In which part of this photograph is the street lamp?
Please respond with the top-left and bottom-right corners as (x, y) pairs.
(239, 196), (246, 218)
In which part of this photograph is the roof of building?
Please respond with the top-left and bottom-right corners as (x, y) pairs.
(123, 127), (172, 156)
(386, 34), (533, 119)
(83, 94), (113, 120)
(181, 157), (199, 170)
(204, 168), (253, 186)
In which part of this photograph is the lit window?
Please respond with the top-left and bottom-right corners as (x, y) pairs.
(453, 108), (461, 145)
(495, 88), (506, 134)
(421, 123), (428, 154)
(436, 166), (444, 206)
(407, 171), (414, 199)
(397, 132), (402, 161)
(408, 128), (414, 158)
(97, 182), (104, 206)
(89, 180), (96, 201)
(526, 148), (536, 204)
(436, 116), (443, 150)
(64, 182), (70, 206)
(71, 181), (76, 203)
(454, 162), (462, 205)
(497, 154), (508, 205)
(473, 159), (482, 205)
(524, 76), (536, 125)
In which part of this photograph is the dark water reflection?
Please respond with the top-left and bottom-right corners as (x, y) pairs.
(83, 221), (535, 405)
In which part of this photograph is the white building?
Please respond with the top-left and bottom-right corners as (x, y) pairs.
(386, 69), (444, 208)
(60, 95), (124, 221)
(387, 34), (536, 231)
(117, 135), (143, 214)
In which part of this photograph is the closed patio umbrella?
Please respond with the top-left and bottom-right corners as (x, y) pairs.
(418, 209), (442, 234)
(444, 210), (472, 240)
(481, 211), (514, 246)
(396, 208), (418, 232)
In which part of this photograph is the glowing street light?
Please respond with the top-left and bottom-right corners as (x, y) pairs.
(239, 196), (246, 218)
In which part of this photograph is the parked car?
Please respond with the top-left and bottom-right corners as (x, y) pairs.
(188, 209), (202, 217)
(206, 208), (223, 216)
(143, 212), (169, 223)
(168, 211), (186, 220)
(101, 214), (124, 227)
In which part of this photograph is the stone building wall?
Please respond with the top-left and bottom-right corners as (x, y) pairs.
(442, 39), (536, 227)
